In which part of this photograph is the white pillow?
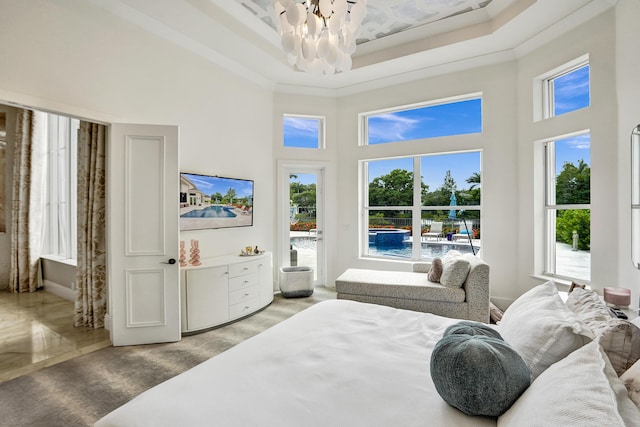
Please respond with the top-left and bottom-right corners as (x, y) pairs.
(567, 288), (640, 375)
(439, 250), (470, 288)
(498, 281), (593, 379)
(498, 340), (640, 427)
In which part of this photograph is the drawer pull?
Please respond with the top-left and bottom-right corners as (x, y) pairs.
(243, 267), (249, 271)
(244, 293), (250, 296)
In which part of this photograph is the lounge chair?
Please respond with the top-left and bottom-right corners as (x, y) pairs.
(422, 221), (443, 241)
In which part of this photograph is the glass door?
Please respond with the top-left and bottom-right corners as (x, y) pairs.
(282, 166), (325, 286)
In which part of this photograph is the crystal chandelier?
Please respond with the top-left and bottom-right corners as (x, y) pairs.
(274, 0), (367, 76)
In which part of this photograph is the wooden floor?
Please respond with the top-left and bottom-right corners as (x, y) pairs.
(0, 289), (111, 383)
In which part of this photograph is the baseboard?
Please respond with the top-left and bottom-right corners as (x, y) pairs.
(43, 279), (75, 302)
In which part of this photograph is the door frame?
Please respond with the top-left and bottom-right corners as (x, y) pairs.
(277, 160), (328, 287)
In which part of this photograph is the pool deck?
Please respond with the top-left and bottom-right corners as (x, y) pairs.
(290, 231), (590, 281)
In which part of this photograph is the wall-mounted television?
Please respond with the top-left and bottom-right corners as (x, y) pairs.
(179, 172), (254, 231)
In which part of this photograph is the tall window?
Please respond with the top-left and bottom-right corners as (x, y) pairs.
(361, 95), (482, 146)
(543, 133), (591, 281)
(363, 151), (481, 260)
(283, 114), (325, 149)
(43, 114), (78, 260)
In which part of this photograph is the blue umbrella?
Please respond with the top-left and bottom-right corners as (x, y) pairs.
(448, 192), (457, 219)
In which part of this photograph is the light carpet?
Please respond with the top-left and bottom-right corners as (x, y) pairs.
(0, 287), (335, 427)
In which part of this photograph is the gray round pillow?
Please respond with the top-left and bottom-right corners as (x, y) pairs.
(443, 321), (503, 340)
(430, 334), (530, 417)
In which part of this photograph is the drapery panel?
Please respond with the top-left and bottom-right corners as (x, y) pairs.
(10, 109), (47, 293)
(75, 121), (107, 328)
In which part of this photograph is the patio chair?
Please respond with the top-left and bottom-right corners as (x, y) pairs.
(422, 221), (444, 241)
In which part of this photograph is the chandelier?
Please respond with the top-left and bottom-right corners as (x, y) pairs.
(274, 0), (367, 75)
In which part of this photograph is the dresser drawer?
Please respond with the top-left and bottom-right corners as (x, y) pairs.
(229, 260), (261, 278)
(229, 297), (260, 320)
(229, 285), (259, 305)
(229, 272), (259, 292)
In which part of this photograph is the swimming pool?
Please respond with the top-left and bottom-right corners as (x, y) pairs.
(181, 205), (237, 218)
(290, 236), (479, 259)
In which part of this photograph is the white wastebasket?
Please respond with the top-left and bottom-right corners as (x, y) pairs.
(279, 266), (314, 298)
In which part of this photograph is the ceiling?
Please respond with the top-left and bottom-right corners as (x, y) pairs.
(93, 0), (615, 95)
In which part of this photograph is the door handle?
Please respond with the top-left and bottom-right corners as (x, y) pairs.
(161, 258), (177, 265)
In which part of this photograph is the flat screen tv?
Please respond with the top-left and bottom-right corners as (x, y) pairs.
(179, 172), (254, 231)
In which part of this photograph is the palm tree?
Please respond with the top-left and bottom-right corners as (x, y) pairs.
(466, 172), (481, 190)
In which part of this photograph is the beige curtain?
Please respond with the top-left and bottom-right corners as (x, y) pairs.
(10, 109), (47, 293)
(75, 121), (107, 328)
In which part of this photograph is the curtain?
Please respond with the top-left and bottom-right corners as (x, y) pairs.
(75, 121), (107, 328)
(9, 109), (47, 293)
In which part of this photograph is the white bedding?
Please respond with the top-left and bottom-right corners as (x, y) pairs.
(96, 300), (497, 427)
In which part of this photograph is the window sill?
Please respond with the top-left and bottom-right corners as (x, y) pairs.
(40, 254), (77, 267)
(529, 274), (591, 291)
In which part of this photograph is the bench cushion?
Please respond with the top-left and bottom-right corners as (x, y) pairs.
(336, 268), (465, 303)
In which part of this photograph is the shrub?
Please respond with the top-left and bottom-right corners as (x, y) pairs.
(556, 210), (590, 250)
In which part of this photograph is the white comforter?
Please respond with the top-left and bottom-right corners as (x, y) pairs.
(96, 300), (497, 427)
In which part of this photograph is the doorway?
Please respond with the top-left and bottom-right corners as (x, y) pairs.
(280, 164), (326, 287)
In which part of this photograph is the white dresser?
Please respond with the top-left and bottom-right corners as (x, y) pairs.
(180, 252), (274, 334)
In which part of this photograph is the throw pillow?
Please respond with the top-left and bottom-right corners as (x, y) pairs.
(497, 281), (593, 380)
(443, 320), (503, 340)
(427, 258), (443, 282)
(566, 287), (640, 375)
(439, 250), (470, 288)
(430, 334), (530, 417)
(498, 340), (640, 427)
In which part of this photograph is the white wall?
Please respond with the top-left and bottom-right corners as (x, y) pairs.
(616, 0), (640, 308)
(0, 1), (275, 271)
(516, 9), (618, 302)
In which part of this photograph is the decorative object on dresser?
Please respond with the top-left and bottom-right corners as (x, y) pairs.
(179, 240), (187, 267)
(180, 252), (274, 334)
(189, 239), (201, 266)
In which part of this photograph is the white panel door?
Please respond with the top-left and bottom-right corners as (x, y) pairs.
(109, 124), (180, 346)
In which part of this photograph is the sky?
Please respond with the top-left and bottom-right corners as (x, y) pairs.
(183, 173), (254, 198)
(285, 65), (590, 188)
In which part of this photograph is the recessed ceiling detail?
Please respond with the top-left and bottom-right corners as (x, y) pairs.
(236, 0), (493, 46)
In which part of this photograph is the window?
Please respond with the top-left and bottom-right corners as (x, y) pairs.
(536, 56), (590, 121)
(361, 95), (482, 146)
(363, 151), (481, 260)
(283, 115), (324, 149)
(43, 114), (78, 260)
(543, 133), (591, 281)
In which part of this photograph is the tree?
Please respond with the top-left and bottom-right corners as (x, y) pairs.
(555, 159), (590, 249)
(556, 159), (590, 204)
(442, 170), (456, 195)
(369, 169), (425, 207)
(225, 187), (237, 204)
(466, 172), (481, 190)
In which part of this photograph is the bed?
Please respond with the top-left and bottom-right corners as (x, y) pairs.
(96, 282), (640, 426)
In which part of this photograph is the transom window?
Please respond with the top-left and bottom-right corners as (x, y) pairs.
(360, 95), (482, 146)
(283, 114), (325, 149)
(363, 151), (481, 261)
(535, 56), (590, 121)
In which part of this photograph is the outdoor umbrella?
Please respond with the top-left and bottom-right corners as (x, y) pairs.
(449, 191), (457, 219)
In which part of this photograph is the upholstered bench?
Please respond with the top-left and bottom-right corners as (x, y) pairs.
(335, 254), (490, 323)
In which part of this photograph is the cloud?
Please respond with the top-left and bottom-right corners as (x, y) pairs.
(284, 117), (318, 137)
(368, 113), (420, 143)
(565, 133), (590, 150)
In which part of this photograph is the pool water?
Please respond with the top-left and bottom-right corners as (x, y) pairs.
(370, 242), (478, 258)
(181, 205), (237, 218)
(290, 236), (479, 259)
